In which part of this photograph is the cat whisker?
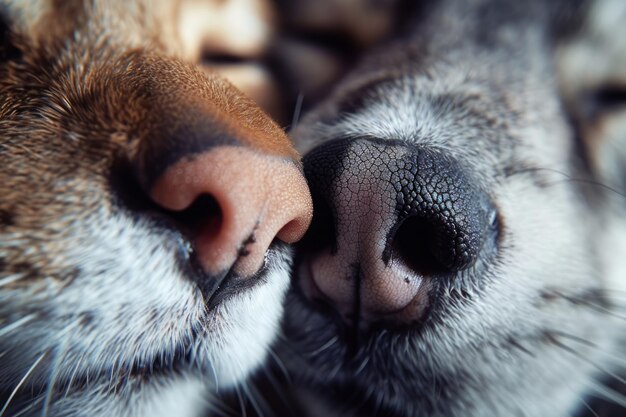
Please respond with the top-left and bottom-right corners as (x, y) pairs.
(203, 391), (231, 417)
(234, 384), (247, 417)
(41, 341), (71, 416)
(565, 296), (626, 320)
(12, 395), (43, 417)
(196, 320), (219, 390)
(306, 335), (338, 357)
(585, 381), (626, 410)
(266, 345), (291, 384)
(545, 178), (626, 200)
(541, 289), (626, 320)
(550, 330), (626, 368)
(65, 353), (86, 398)
(353, 354), (370, 376)
(290, 92), (304, 131)
(556, 285), (626, 299)
(579, 399), (601, 417)
(326, 358), (343, 382)
(557, 371), (602, 417)
(242, 379), (270, 417)
(508, 166), (626, 200)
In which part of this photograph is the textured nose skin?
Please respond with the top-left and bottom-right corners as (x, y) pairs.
(300, 137), (493, 324)
(151, 146), (313, 277)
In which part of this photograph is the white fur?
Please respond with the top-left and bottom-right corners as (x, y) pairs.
(0, 206), (291, 416)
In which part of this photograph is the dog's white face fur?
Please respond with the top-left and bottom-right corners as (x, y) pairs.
(0, 1), (312, 416)
(277, 1), (626, 416)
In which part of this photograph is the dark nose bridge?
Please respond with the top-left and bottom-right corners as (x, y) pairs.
(304, 138), (411, 265)
(304, 137), (488, 270)
(117, 53), (301, 189)
(134, 105), (240, 190)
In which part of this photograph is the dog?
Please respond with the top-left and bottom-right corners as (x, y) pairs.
(275, 0), (626, 416)
(0, 1), (312, 416)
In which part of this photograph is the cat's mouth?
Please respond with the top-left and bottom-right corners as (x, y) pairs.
(114, 189), (284, 309)
(112, 163), (288, 309)
(174, 234), (285, 309)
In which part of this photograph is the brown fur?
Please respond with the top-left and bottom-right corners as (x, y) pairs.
(0, 0), (297, 241)
(0, 1), (308, 416)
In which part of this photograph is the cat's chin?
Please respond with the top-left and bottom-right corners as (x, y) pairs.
(81, 246), (293, 391)
(0, 237), (292, 417)
(26, 374), (210, 417)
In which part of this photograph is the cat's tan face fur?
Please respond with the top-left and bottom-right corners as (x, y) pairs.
(0, 1), (313, 416)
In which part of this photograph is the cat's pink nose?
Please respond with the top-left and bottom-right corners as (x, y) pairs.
(107, 59), (312, 303)
(151, 146), (313, 277)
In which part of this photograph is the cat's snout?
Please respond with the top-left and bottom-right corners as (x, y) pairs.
(110, 65), (313, 297)
(299, 137), (497, 326)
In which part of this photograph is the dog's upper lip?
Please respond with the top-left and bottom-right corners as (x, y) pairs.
(297, 254), (433, 331)
(295, 256), (361, 336)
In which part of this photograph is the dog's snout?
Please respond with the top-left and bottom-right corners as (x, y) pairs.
(300, 137), (495, 325)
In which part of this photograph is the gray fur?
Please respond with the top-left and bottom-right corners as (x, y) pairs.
(280, 0), (626, 416)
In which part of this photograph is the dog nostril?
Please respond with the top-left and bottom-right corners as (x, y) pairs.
(389, 216), (448, 276)
(382, 147), (488, 273)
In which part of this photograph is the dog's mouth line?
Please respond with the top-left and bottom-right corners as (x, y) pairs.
(289, 259), (462, 370)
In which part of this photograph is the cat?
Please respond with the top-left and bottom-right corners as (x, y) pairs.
(0, 1), (312, 416)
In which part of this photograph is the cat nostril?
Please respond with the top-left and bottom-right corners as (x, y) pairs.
(150, 147), (313, 279)
(169, 194), (223, 244)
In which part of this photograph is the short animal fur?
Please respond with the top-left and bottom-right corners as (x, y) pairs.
(278, 0), (626, 416)
(0, 1), (313, 416)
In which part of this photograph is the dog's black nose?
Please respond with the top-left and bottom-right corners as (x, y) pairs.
(299, 137), (496, 324)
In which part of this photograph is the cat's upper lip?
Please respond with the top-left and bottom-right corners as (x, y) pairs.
(141, 209), (282, 307)
(204, 243), (277, 310)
